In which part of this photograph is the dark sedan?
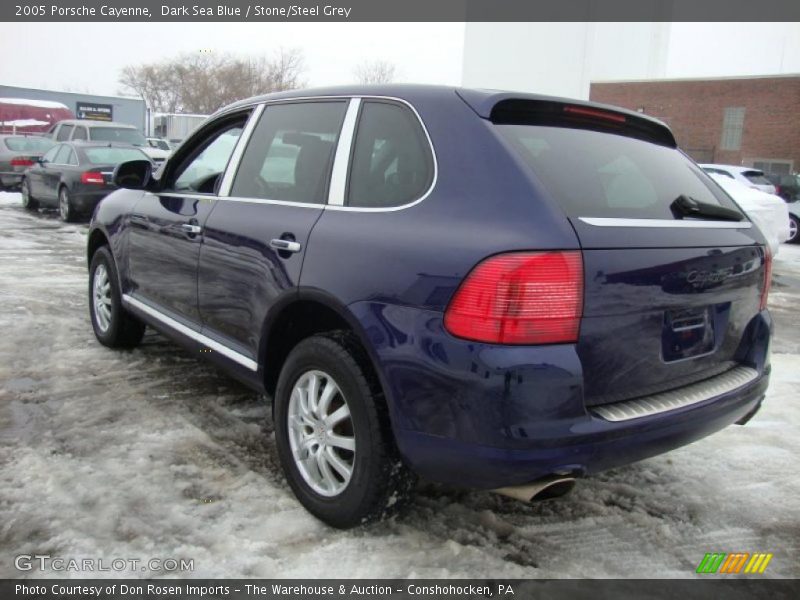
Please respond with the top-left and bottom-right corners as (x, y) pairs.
(0, 134), (55, 191)
(21, 142), (151, 221)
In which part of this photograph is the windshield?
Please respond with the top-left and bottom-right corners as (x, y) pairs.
(89, 127), (146, 146)
(83, 147), (149, 165)
(4, 137), (55, 153)
(496, 125), (744, 220)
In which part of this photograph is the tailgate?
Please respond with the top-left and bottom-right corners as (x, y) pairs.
(491, 99), (769, 405)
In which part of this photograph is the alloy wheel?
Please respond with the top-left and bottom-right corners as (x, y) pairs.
(790, 216), (798, 242)
(93, 263), (112, 332)
(59, 188), (70, 221)
(21, 181), (30, 207)
(287, 369), (355, 497)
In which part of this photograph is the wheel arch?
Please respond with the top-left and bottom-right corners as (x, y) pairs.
(87, 227), (110, 267)
(259, 289), (389, 408)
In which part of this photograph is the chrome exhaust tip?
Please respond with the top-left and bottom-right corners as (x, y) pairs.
(493, 475), (576, 503)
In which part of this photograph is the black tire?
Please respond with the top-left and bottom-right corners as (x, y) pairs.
(89, 246), (145, 348)
(274, 331), (414, 528)
(789, 214), (800, 244)
(20, 178), (38, 211)
(59, 186), (77, 222)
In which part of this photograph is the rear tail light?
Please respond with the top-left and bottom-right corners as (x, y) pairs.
(444, 251), (584, 345)
(760, 246), (772, 311)
(10, 157), (33, 167)
(774, 185), (781, 196)
(81, 172), (105, 184)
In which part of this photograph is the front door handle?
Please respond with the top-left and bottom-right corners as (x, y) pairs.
(181, 223), (202, 235)
(269, 238), (302, 253)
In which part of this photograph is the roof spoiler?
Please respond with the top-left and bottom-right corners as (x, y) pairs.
(457, 89), (676, 148)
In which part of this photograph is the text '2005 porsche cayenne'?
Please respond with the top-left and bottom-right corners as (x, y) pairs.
(85, 85), (772, 528)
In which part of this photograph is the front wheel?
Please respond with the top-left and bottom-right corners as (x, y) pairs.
(21, 179), (38, 211)
(789, 214), (799, 244)
(89, 246), (145, 348)
(274, 332), (414, 528)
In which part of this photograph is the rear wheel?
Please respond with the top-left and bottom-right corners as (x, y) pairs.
(59, 186), (76, 222)
(789, 214), (799, 244)
(274, 331), (414, 528)
(21, 178), (38, 211)
(89, 246), (145, 348)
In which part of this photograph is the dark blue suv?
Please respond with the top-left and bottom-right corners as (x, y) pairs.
(86, 85), (772, 528)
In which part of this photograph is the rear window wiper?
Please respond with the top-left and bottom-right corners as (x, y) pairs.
(670, 194), (744, 222)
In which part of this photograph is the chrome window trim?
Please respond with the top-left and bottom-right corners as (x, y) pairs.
(578, 217), (752, 229)
(327, 98), (361, 206)
(122, 294), (258, 371)
(218, 103), (265, 197)
(206, 94), (438, 213)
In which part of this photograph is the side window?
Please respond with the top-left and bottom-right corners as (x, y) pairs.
(56, 125), (73, 141)
(72, 127), (88, 141)
(346, 101), (434, 208)
(231, 101), (347, 203)
(42, 146), (59, 163)
(54, 145), (72, 164)
(67, 149), (79, 166)
(171, 120), (245, 194)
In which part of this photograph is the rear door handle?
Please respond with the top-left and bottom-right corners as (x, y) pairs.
(269, 238), (302, 253)
(181, 223), (202, 234)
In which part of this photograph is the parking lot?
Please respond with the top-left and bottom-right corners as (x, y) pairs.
(0, 190), (798, 579)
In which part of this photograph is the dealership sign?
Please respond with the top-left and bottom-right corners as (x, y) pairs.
(76, 102), (113, 121)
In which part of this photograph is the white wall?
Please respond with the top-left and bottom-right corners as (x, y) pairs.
(462, 22), (800, 99)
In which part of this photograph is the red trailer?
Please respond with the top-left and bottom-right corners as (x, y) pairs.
(0, 98), (74, 134)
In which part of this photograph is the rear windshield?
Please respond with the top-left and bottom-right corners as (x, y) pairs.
(89, 127), (146, 146)
(742, 170), (771, 186)
(497, 125), (744, 220)
(4, 137), (55, 153)
(83, 147), (149, 165)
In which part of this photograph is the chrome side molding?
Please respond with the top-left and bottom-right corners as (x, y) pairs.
(592, 365), (759, 422)
(122, 294), (259, 371)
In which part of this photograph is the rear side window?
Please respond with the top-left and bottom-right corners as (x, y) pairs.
(54, 145), (72, 164)
(231, 101), (347, 204)
(72, 127), (88, 141)
(56, 125), (73, 141)
(346, 101), (433, 208)
(742, 170), (771, 186)
(497, 125), (743, 220)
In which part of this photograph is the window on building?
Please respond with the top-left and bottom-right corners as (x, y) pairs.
(720, 107), (745, 151)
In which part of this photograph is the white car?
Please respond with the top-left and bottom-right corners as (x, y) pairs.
(700, 164), (777, 195)
(788, 202), (800, 244)
(142, 138), (171, 164)
(708, 173), (789, 255)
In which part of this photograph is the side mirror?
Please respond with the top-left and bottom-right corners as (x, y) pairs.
(113, 159), (152, 190)
(37, 157), (47, 165)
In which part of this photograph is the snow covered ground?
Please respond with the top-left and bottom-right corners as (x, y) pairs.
(0, 191), (798, 579)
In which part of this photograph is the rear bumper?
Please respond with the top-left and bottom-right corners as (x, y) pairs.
(0, 172), (23, 189)
(396, 371), (768, 489)
(349, 301), (772, 489)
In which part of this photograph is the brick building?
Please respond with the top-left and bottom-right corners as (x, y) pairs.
(590, 75), (800, 174)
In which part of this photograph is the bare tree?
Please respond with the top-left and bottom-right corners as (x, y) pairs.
(353, 60), (397, 85)
(119, 48), (306, 114)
